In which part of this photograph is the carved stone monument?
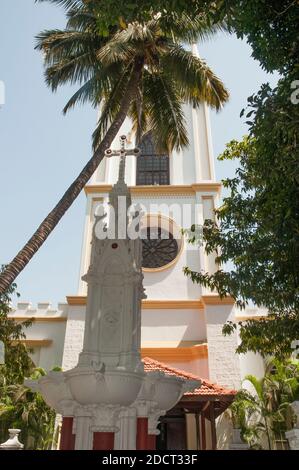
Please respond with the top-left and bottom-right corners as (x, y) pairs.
(26, 136), (200, 450)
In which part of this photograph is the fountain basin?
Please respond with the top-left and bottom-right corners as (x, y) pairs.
(137, 371), (200, 411)
(65, 367), (144, 406)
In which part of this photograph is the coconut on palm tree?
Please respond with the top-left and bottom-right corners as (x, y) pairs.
(0, 0), (229, 293)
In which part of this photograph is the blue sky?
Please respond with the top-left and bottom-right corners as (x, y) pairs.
(0, 1), (278, 306)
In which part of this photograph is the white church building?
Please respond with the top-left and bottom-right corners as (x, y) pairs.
(9, 100), (266, 450)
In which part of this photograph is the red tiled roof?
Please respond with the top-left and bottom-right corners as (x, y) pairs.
(142, 357), (236, 399)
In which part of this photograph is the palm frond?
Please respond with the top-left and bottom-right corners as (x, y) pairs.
(62, 62), (121, 114)
(244, 375), (265, 402)
(143, 70), (188, 152)
(128, 88), (148, 145)
(36, 28), (109, 91)
(44, 53), (96, 91)
(35, 0), (83, 11)
(92, 64), (134, 150)
(62, 78), (100, 114)
(161, 44), (229, 111)
(35, 29), (103, 64)
(161, 12), (227, 44)
(66, 10), (99, 33)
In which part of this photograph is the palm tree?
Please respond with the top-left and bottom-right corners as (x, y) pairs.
(242, 359), (299, 449)
(243, 374), (274, 449)
(0, 0), (228, 294)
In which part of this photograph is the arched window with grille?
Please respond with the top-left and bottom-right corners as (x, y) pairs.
(136, 133), (170, 185)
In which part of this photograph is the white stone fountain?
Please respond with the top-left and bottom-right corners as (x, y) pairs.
(26, 136), (200, 450)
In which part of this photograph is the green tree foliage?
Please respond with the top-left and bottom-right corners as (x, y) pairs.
(0, 273), (33, 386)
(186, 86), (299, 356)
(185, 1), (299, 357)
(0, 369), (57, 450)
(225, 0), (299, 73)
(227, 389), (256, 432)
(36, 0), (226, 34)
(185, 74), (299, 357)
(0, 270), (56, 449)
(45, 0), (298, 74)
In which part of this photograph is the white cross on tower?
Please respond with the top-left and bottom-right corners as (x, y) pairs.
(105, 135), (140, 184)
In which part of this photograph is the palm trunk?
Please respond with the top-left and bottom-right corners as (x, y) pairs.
(0, 63), (142, 294)
(264, 416), (272, 450)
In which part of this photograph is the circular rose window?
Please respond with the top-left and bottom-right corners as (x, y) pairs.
(140, 215), (183, 270)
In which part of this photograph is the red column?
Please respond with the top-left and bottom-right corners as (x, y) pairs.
(147, 434), (156, 450)
(93, 432), (114, 450)
(136, 417), (148, 450)
(60, 417), (75, 450)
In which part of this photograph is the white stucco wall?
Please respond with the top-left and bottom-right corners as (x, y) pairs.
(142, 308), (206, 343)
(235, 308), (266, 386)
(205, 304), (241, 390)
(61, 305), (86, 370)
(240, 352), (265, 385)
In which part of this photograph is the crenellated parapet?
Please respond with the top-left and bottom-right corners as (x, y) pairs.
(9, 302), (68, 320)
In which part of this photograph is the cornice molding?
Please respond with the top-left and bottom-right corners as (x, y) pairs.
(14, 339), (53, 347)
(67, 296), (205, 309)
(67, 295), (236, 308)
(84, 183), (221, 196)
(8, 316), (67, 323)
(141, 344), (208, 362)
(67, 296), (87, 305)
(142, 299), (205, 309)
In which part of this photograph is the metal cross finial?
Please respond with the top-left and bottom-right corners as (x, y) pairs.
(105, 135), (140, 183)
